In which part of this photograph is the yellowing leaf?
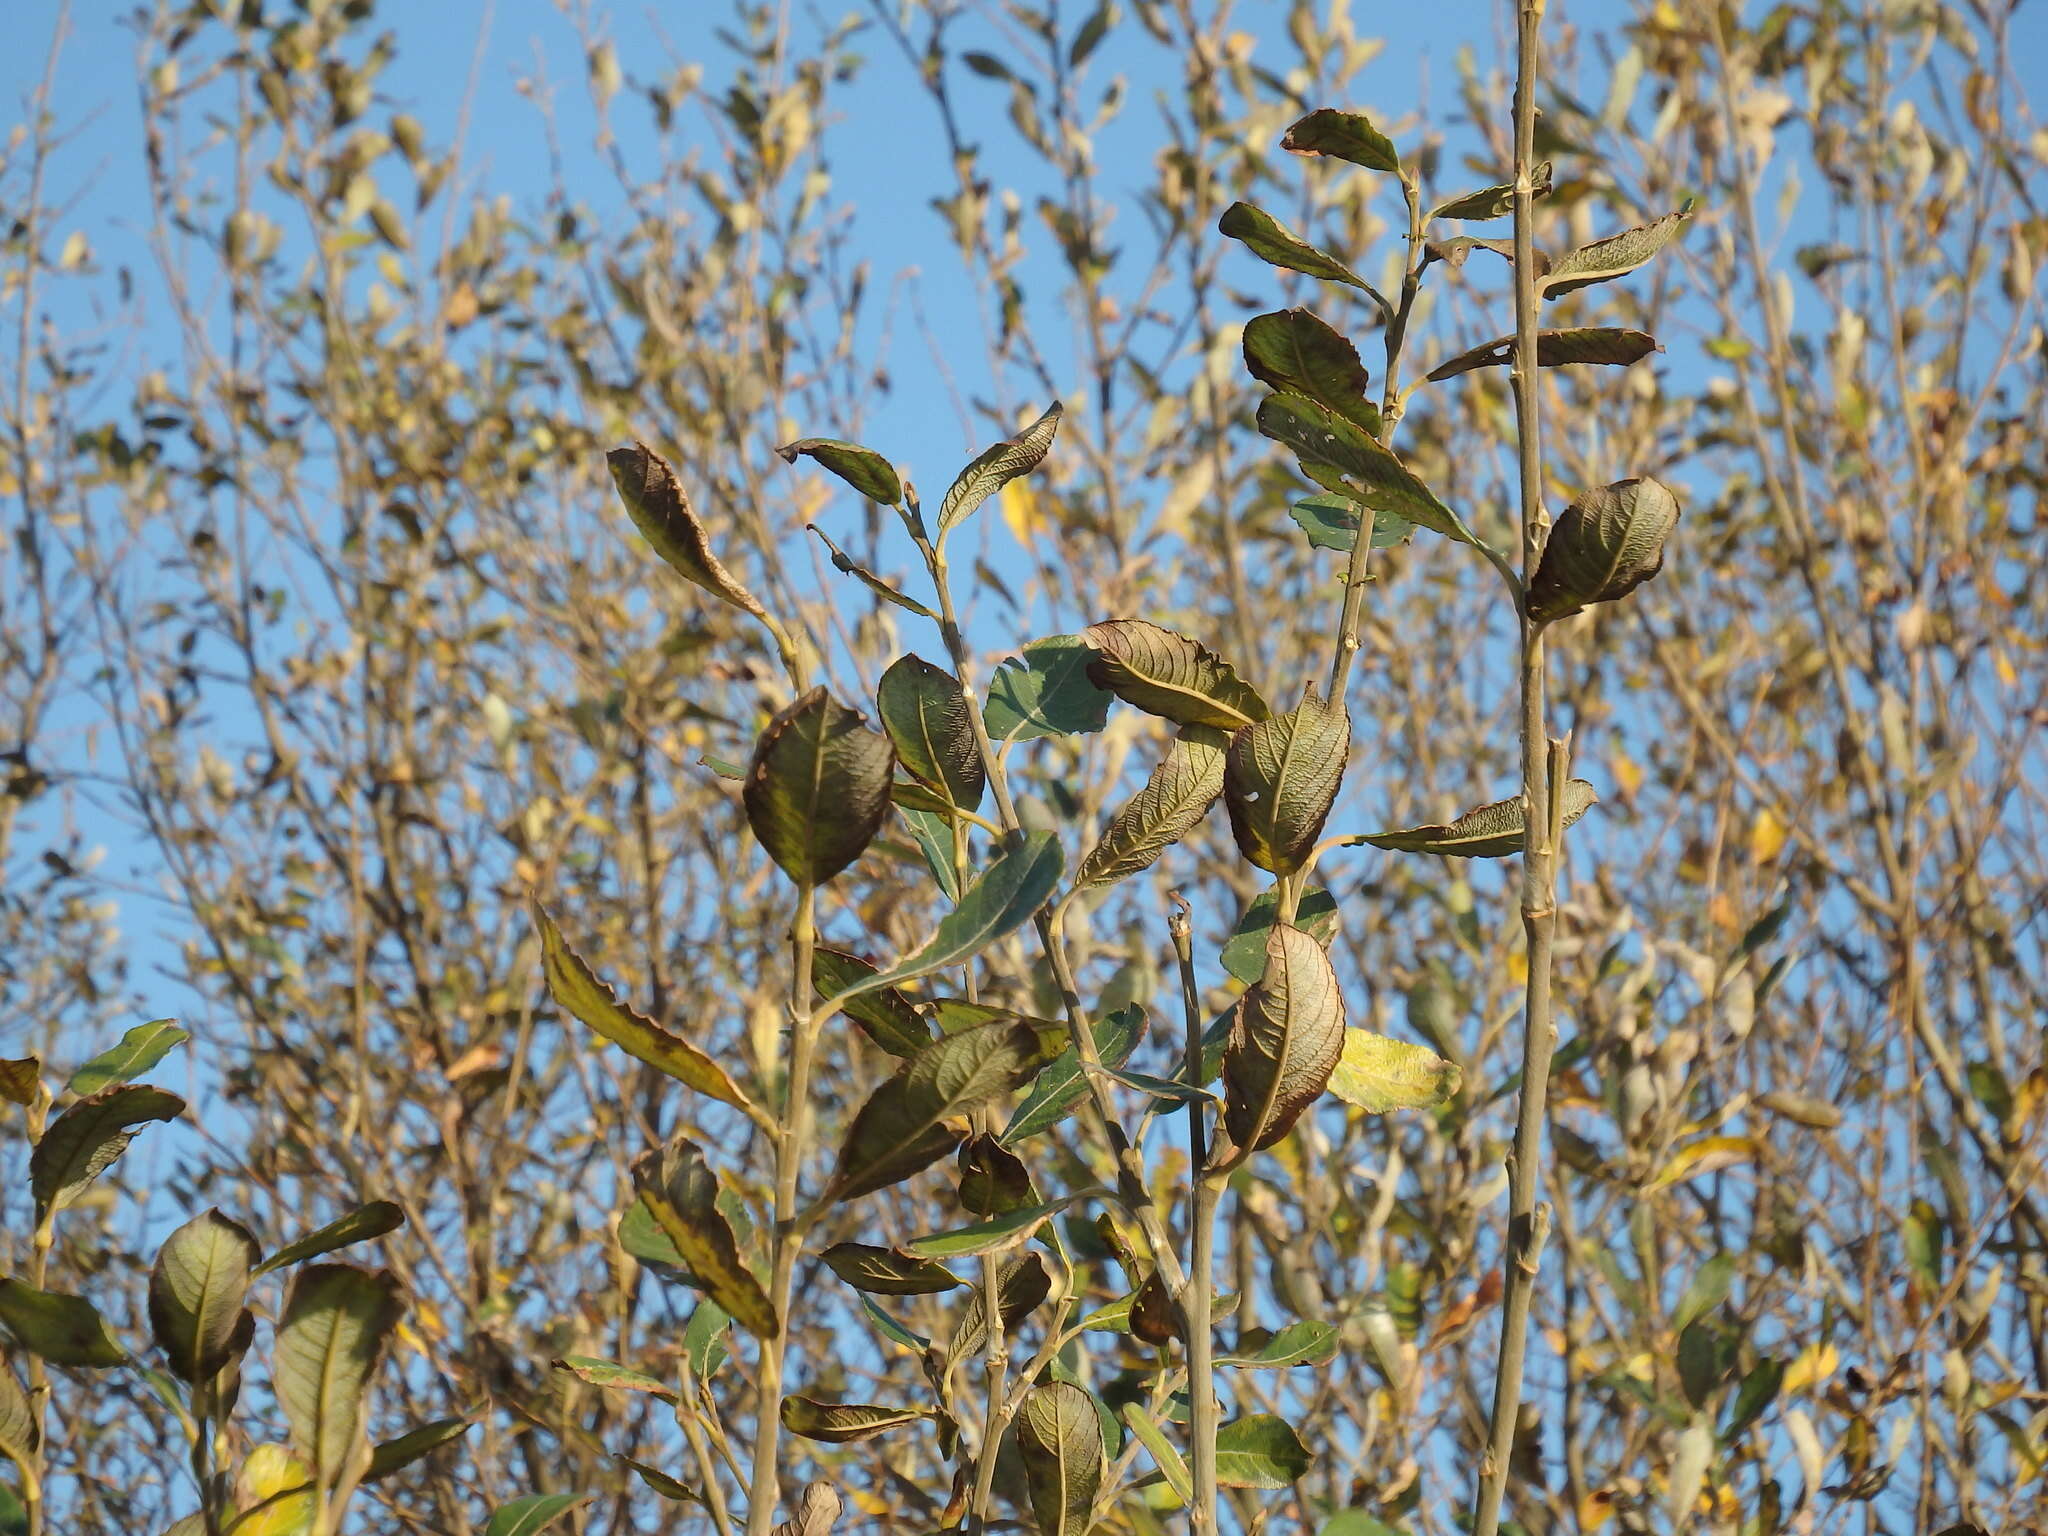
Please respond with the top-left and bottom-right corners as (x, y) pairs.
(1749, 807), (1788, 863)
(1783, 1340), (1838, 1396)
(1002, 476), (1049, 544)
(1645, 1135), (1758, 1193)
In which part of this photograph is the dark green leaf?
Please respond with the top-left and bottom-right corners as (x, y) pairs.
(1354, 779), (1599, 858)
(1015, 1382), (1104, 1536)
(535, 900), (759, 1113)
(683, 1302), (731, 1379)
(808, 526), (936, 619)
(1288, 494), (1412, 554)
(1722, 1357), (1784, 1444)
(1242, 309), (1377, 433)
(1224, 689), (1349, 875)
(149, 1209), (259, 1383)
(780, 1397), (931, 1444)
(1003, 1004), (1146, 1143)
(1673, 1254), (1735, 1336)
(895, 804), (965, 903)
(634, 1139), (777, 1338)
(256, 1202), (405, 1276)
(1215, 1320), (1339, 1369)
(483, 1493), (589, 1536)
(936, 402), (1062, 540)
(842, 832), (1065, 996)
(66, 1019), (188, 1096)
(831, 1021), (1054, 1201)
(944, 1254), (1051, 1367)
(275, 1264), (405, 1490)
(1526, 477), (1681, 623)
(1543, 206), (1694, 297)
(607, 443), (767, 618)
(1223, 925), (1345, 1153)
(957, 1132), (1034, 1216)
(365, 1418), (472, 1482)
(821, 1243), (963, 1296)
(812, 948), (933, 1057)
(776, 437), (902, 504)
(744, 687), (895, 887)
(30, 1084), (185, 1218)
(1425, 327), (1658, 382)
(1282, 108), (1400, 172)
(0, 1282), (126, 1368)
(1219, 202), (1373, 292)
(985, 635), (1115, 742)
(1077, 725), (1227, 888)
(906, 1191), (1102, 1259)
(1085, 619), (1268, 730)
(1256, 393), (1473, 544)
(1222, 888), (1339, 986)
(620, 1455), (704, 1503)
(877, 656), (985, 810)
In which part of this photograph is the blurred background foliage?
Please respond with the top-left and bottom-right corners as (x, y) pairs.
(1, 0), (2044, 1531)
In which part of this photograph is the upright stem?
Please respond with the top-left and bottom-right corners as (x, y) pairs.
(746, 882), (818, 1536)
(1172, 907), (1221, 1536)
(1472, 7), (1559, 1534)
(21, 1089), (52, 1536)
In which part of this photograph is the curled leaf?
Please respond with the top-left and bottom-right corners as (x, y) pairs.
(1281, 108), (1400, 172)
(821, 1244), (963, 1296)
(1542, 205), (1694, 297)
(1077, 725), (1227, 888)
(877, 655), (985, 811)
(776, 437), (902, 504)
(1425, 327), (1659, 383)
(1241, 308), (1376, 433)
(1256, 393), (1473, 545)
(1085, 619), (1268, 730)
(606, 443), (767, 618)
(1356, 779), (1598, 858)
(1223, 925), (1345, 1154)
(1219, 202), (1374, 293)
(780, 1397), (931, 1444)
(1223, 690), (1349, 876)
(633, 1139), (777, 1339)
(1526, 477), (1681, 623)
(30, 1084), (185, 1218)
(1429, 162), (1551, 221)
(812, 948), (933, 1057)
(937, 402), (1062, 540)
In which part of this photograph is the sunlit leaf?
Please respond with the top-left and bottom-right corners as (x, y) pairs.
(66, 1019), (188, 1096)
(1425, 327), (1658, 382)
(275, 1264), (405, 1491)
(365, 1418), (471, 1482)
(482, 1493), (588, 1536)
(838, 832), (1065, 997)
(779, 1397), (931, 1444)
(1084, 619), (1268, 730)
(904, 1189), (1104, 1259)
(771, 1482), (842, 1536)
(149, 1209), (259, 1383)
(1281, 108), (1400, 172)
(633, 1139), (777, 1338)
(1002, 1004), (1146, 1143)
(1287, 494), (1412, 555)
(0, 1058), (36, 1107)
(877, 655), (985, 810)
(1429, 162), (1550, 221)
(1242, 309), (1377, 433)
(1015, 1382), (1104, 1536)
(1221, 888), (1339, 987)
(1121, 1401), (1193, 1503)
(1077, 725), (1227, 888)
(944, 1254), (1052, 1368)
(1526, 477), (1681, 623)
(1542, 205), (1694, 296)
(1223, 925), (1344, 1153)
(1214, 1413), (1314, 1487)
(1326, 1030), (1460, 1114)
(985, 635), (1115, 742)
(551, 1356), (677, 1403)
(808, 526), (936, 619)
(812, 948), (933, 1057)
(1672, 1254), (1734, 1336)
(1354, 779), (1598, 858)
(607, 443), (767, 618)
(1645, 1135), (1759, 1193)
(0, 1356), (34, 1467)
(1256, 393), (1473, 544)
(0, 1281), (126, 1368)
(744, 688), (895, 887)
(1223, 690), (1349, 875)
(776, 436), (902, 504)
(1218, 202), (1373, 292)
(936, 402), (1062, 541)
(30, 1084), (185, 1218)
(255, 1202), (405, 1276)
(1215, 1320), (1339, 1369)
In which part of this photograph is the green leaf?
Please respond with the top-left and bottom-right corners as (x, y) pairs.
(255, 1202), (406, 1276)
(936, 402), (1063, 541)
(1084, 619), (1268, 730)
(1256, 393), (1473, 545)
(1722, 1357), (1784, 1444)
(634, 1139), (777, 1339)
(904, 1189), (1104, 1259)
(808, 526), (936, 619)
(30, 1084), (185, 1218)
(985, 635), (1115, 742)
(1215, 1413), (1315, 1487)
(1428, 161), (1551, 222)
(483, 1493), (589, 1536)
(840, 832), (1065, 997)
(1121, 1401), (1193, 1503)
(896, 803), (965, 903)
(0, 1282), (125, 1368)
(812, 948), (933, 1057)
(1003, 1004), (1146, 1143)
(744, 688), (896, 887)
(1287, 494), (1412, 555)
(66, 1019), (188, 1096)
(274, 1264), (405, 1491)
(1215, 1320), (1339, 1368)
(620, 1455), (704, 1504)
(944, 1255), (1051, 1368)
(607, 443), (767, 618)
(1319, 1512), (1405, 1536)
(821, 1243), (963, 1296)
(1281, 108), (1400, 172)
(1542, 205), (1694, 297)
(1425, 327), (1659, 383)
(1673, 1253), (1736, 1336)
(365, 1418), (471, 1482)
(1015, 1383), (1105, 1536)
(0, 1482), (27, 1536)
(877, 655), (985, 810)
(830, 1020), (1055, 1201)
(149, 1209), (260, 1383)
(1526, 477), (1681, 623)
(535, 900), (759, 1114)
(552, 1355), (677, 1402)
(683, 1302), (731, 1379)
(780, 1397), (931, 1444)
(1223, 690), (1349, 875)
(1222, 888), (1339, 986)
(1354, 779), (1599, 858)
(776, 436), (902, 504)
(1242, 308), (1377, 433)
(1223, 925), (1345, 1153)
(1077, 725), (1227, 888)
(1105, 1068), (1211, 1108)
(1218, 202), (1373, 292)
(1326, 1030), (1460, 1114)
(0, 1354), (33, 1467)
